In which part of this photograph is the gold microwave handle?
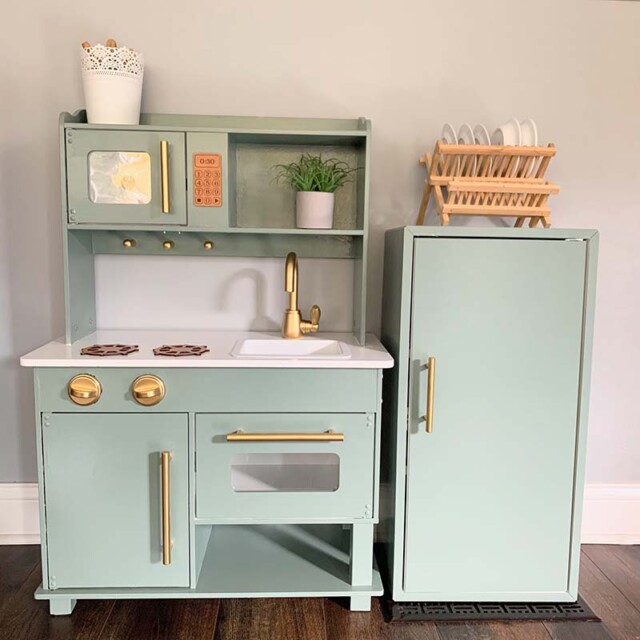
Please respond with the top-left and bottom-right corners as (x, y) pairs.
(226, 429), (344, 442)
(425, 356), (436, 433)
(160, 140), (170, 213)
(161, 451), (171, 565)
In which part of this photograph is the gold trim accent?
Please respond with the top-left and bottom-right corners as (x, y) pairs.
(226, 429), (344, 442)
(131, 375), (166, 406)
(160, 140), (170, 213)
(67, 374), (101, 406)
(425, 356), (436, 433)
(161, 451), (171, 565)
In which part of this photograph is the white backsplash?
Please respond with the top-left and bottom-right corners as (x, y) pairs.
(95, 255), (354, 332)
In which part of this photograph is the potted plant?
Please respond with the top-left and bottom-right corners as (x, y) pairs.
(275, 154), (356, 229)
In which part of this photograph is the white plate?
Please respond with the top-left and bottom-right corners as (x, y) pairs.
(457, 123), (476, 175)
(473, 124), (492, 175)
(519, 119), (539, 177)
(441, 123), (457, 145)
(520, 118), (538, 146)
(473, 124), (491, 146)
(441, 123), (459, 174)
(491, 118), (522, 176)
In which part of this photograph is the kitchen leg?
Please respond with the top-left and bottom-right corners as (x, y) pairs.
(49, 598), (77, 615)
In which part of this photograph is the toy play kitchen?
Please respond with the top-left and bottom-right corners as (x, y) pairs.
(20, 107), (597, 619)
(20, 110), (393, 614)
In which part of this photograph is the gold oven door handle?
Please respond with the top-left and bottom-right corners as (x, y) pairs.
(161, 451), (171, 565)
(425, 356), (436, 433)
(226, 429), (344, 442)
(160, 140), (170, 213)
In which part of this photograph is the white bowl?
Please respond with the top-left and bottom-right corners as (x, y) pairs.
(491, 118), (522, 176)
(520, 118), (538, 146)
(491, 118), (522, 146)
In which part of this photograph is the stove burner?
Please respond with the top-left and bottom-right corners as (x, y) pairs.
(80, 344), (140, 357)
(153, 344), (210, 357)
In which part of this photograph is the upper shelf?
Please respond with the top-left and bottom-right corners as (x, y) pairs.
(61, 110), (371, 236)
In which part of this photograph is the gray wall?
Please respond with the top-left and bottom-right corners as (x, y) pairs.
(1, 0), (639, 484)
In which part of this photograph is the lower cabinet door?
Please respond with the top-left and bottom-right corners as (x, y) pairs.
(196, 413), (375, 522)
(43, 413), (189, 589)
(404, 238), (587, 599)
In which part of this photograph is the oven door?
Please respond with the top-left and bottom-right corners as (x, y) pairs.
(195, 413), (375, 523)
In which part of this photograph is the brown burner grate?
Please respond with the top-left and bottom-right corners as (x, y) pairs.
(80, 344), (139, 357)
(153, 344), (210, 357)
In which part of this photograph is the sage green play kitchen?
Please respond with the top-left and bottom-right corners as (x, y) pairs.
(20, 111), (598, 618)
(21, 111), (392, 615)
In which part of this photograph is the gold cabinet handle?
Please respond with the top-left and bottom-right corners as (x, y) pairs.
(160, 140), (170, 213)
(131, 375), (165, 406)
(226, 429), (344, 442)
(425, 356), (436, 433)
(161, 451), (171, 565)
(67, 374), (101, 406)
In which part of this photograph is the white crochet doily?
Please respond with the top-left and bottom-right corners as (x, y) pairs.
(81, 44), (144, 79)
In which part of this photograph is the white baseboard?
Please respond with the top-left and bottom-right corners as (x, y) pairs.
(1, 482), (639, 545)
(581, 483), (640, 544)
(0, 483), (40, 545)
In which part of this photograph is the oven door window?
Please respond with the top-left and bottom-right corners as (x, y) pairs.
(230, 453), (340, 492)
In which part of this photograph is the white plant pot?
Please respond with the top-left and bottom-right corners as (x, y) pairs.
(82, 73), (143, 124)
(296, 191), (335, 229)
(81, 44), (144, 125)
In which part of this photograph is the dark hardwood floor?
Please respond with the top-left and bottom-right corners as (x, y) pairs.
(0, 546), (637, 640)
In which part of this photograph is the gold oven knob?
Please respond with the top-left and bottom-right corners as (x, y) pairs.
(162, 240), (174, 250)
(68, 374), (102, 406)
(131, 375), (165, 406)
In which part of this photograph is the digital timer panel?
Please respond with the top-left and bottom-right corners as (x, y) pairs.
(193, 153), (222, 207)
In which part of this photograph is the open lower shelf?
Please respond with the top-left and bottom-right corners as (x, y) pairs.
(195, 524), (381, 596)
(36, 524), (382, 600)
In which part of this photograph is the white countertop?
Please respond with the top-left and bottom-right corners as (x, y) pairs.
(20, 331), (393, 369)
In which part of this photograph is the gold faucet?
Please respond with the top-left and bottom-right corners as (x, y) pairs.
(282, 252), (321, 338)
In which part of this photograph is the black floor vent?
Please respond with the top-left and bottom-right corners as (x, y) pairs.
(387, 597), (600, 623)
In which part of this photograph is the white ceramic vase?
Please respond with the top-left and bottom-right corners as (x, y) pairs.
(296, 191), (335, 229)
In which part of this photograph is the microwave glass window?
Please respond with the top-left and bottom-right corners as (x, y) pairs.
(230, 453), (340, 492)
(88, 151), (152, 205)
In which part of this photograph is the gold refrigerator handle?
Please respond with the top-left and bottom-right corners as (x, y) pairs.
(160, 140), (170, 213)
(161, 451), (171, 565)
(425, 356), (436, 433)
(226, 430), (344, 442)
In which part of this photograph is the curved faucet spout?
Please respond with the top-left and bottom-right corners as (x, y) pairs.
(281, 251), (321, 339)
(284, 252), (298, 311)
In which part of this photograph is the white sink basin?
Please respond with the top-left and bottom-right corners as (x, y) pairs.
(231, 338), (351, 360)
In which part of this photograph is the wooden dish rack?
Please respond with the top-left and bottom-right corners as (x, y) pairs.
(417, 141), (559, 227)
